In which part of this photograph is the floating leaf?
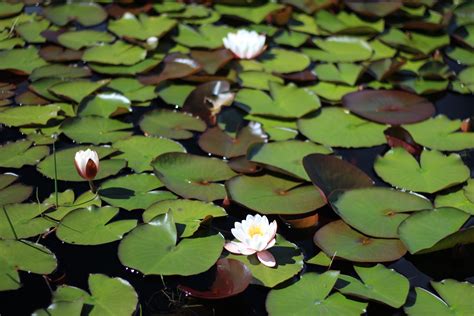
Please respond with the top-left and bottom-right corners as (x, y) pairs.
(344, 0), (402, 17)
(215, 3), (283, 23)
(43, 3), (107, 27)
(108, 13), (176, 40)
(89, 54), (162, 75)
(314, 220), (407, 262)
(143, 199), (227, 237)
(173, 24), (234, 49)
(226, 174), (326, 215)
(260, 48), (311, 74)
(374, 148), (470, 193)
(107, 78), (157, 102)
(314, 63), (364, 86)
(99, 173), (176, 211)
(49, 79), (109, 103)
(79, 93), (131, 118)
(0, 173), (32, 207)
(0, 139), (49, 168)
(139, 53), (202, 85)
(61, 116), (132, 144)
(307, 82), (358, 102)
(0, 203), (52, 239)
(298, 107), (387, 148)
(435, 180), (474, 215)
(245, 114), (298, 141)
(16, 19), (50, 44)
(267, 271), (368, 315)
(30, 64), (91, 82)
(119, 212), (224, 276)
(274, 30), (309, 48)
(0, 47), (47, 74)
(43, 190), (101, 221)
(304, 36), (373, 62)
(57, 206), (137, 245)
(57, 30), (115, 50)
(157, 83), (194, 107)
(238, 71), (284, 90)
(83, 41), (146, 66)
(139, 109), (206, 139)
(0, 104), (62, 127)
(0, 2), (23, 18)
(380, 28), (449, 55)
(152, 152), (236, 202)
(315, 10), (384, 34)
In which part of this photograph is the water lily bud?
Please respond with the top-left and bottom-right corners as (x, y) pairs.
(122, 12), (135, 20)
(223, 30), (266, 60)
(74, 149), (99, 180)
(224, 214), (277, 267)
(146, 36), (158, 49)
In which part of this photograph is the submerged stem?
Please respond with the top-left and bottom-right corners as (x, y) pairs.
(52, 138), (58, 209)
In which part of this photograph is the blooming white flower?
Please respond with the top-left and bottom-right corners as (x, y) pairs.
(223, 30), (266, 60)
(74, 149), (99, 180)
(224, 214), (277, 267)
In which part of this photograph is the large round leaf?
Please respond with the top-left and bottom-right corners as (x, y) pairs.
(113, 136), (186, 172)
(99, 174), (176, 211)
(259, 48), (311, 74)
(37, 145), (126, 182)
(152, 152), (236, 202)
(0, 47), (47, 74)
(108, 14), (176, 40)
(298, 107), (387, 148)
(118, 212), (224, 276)
(0, 104), (62, 127)
(57, 30), (115, 50)
(314, 220), (407, 262)
(227, 235), (304, 288)
(56, 206), (137, 245)
(330, 187), (432, 238)
(226, 174), (326, 215)
(374, 148), (470, 193)
(83, 41), (146, 66)
(0, 139), (49, 168)
(266, 271), (367, 315)
(142, 199), (227, 237)
(304, 36), (373, 62)
(0, 203), (52, 239)
(139, 109), (206, 139)
(342, 90), (435, 124)
(43, 3), (107, 26)
(49, 79), (109, 104)
(0, 174), (32, 207)
(43, 189), (101, 221)
(61, 116), (132, 145)
(247, 140), (332, 181)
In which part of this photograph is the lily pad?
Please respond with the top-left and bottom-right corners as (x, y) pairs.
(435, 180), (474, 215)
(0, 139), (49, 168)
(89, 55), (162, 75)
(61, 116), (132, 144)
(314, 63), (365, 86)
(57, 30), (115, 50)
(260, 48), (311, 74)
(344, 0), (402, 17)
(49, 79), (109, 103)
(215, 3), (283, 23)
(56, 206), (137, 245)
(0, 2), (23, 18)
(266, 271), (368, 315)
(0, 47), (47, 74)
(235, 82), (321, 118)
(307, 82), (359, 103)
(0, 203), (52, 239)
(226, 174), (327, 215)
(108, 13), (176, 40)
(43, 3), (107, 27)
(247, 140), (332, 181)
(83, 41), (147, 66)
(43, 190), (101, 221)
(374, 148), (470, 193)
(118, 211), (224, 276)
(238, 71), (284, 90)
(304, 36), (373, 62)
(30, 64), (92, 82)
(0, 240), (57, 291)
(139, 109), (206, 139)
(330, 187), (432, 238)
(152, 152), (236, 202)
(37, 145), (126, 182)
(342, 90), (435, 125)
(0, 104), (62, 127)
(227, 235), (304, 288)
(380, 28), (449, 55)
(99, 173), (176, 211)
(245, 114), (298, 141)
(142, 199), (227, 237)
(107, 78), (157, 102)
(315, 10), (384, 34)
(314, 220), (407, 262)
(298, 107), (387, 148)
(0, 173), (32, 207)
(113, 136), (185, 173)
(157, 83), (194, 107)
(173, 24), (234, 49)
(79, 93), (131, 118)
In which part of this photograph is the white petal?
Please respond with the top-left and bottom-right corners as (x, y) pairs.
(257, 250), (276, 267)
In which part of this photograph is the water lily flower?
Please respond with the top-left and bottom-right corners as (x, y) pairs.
(224, 214), (277, 267)
(223, 30), (266, 60)
(146, 36), (158, 49)
(74, 149), (99, 181)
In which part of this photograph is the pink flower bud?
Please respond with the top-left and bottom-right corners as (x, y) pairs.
(74, 149), (99, 180)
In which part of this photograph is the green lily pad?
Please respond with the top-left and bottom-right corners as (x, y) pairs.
(336, 264), (409, 308)
(289, 12), (320, 34)
(405, 280), (474, 316)
(30, 64), (91, 82)
(49, 79), (109, 103)
(247, 140), (332, 181)
(305, 251), (332, 266)
(89, 55), (162, 75)
(57, 30), (115, 50)
(380, 28), (449, 55)
(215, 3), (283, 23)
(226, 174), (326, 215)
(315, 10), (384, 34)
(0, 240), (57, 291)
(314, 63), (364, 86)
(43, 3), (107, 27)
(0, 2), (23, 18)
(266, 271), (368, 315)
(152, 152), (236, 202)
(79, 93), (131, 118)
(16, 19), (50, 44)
(307, 82), (359, 103)
(330, 187), (432, 238)
(118, 211), (224, 276)
(109, 13), (176, 40)
(61, 116), (132, 145)
(260, 48), (311, 74)
(228, 235), (304, 288)
(0, 104), (62, 127)
(37, 145), (126, 182)
(83, 41), (147, 66)
(446, 46), (474, 66)
(0, 174), (32, 207)
(403, 115), (474, 151)
(344, 0), (402, 17)
(99, 173), (176, 211)
(107, 78), (157, 102)
(245, 115), (298, 141)
(374, 148), (470, 193)
(57, 206), (137, 245)
(304, 36), (373, 62)
(0, 47), (47, 74)
(173, 24), (234, 49)
(142, 199), (227, 237)
(113, 136), (185, 173)
(238, 71), (284, 91)
(0, 139), (49, 168)
(43, 190), (101, 221)
(157, 83), (194, 107)
(274, 30), (309, 48)
(435, 180), (474, 215)
(314, 220), (407, 262)
(0, 203), (52, 239)
(298, 107), (387, 148)
(235, 82), (321, 118)
(398, 207), (470, 254)
(139, 109), (206, 139)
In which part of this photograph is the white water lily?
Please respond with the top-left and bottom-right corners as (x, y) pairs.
(223, 30), (266, 60)
(74, 149), (99, 180)
(224, 214), (277, 267)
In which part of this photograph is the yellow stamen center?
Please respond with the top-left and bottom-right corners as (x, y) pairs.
(248, 225), (264, 238)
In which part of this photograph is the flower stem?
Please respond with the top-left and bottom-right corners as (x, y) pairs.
(52, 138), (58, 209)
(88, 180), (96, 194)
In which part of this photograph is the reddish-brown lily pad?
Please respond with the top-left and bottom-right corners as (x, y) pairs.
(139, 53), (202, 85)
(342, 90), (435, 125)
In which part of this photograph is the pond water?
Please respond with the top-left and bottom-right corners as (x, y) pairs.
(0, 1), (474, 316)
